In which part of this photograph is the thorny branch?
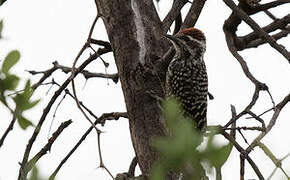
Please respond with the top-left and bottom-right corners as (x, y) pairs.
(28, 61), (119, 85)
(71, 14), (101, 135)
(18, 44), (111, 180)
(71, 13), (116, 180)
(37, 79), (100, 123)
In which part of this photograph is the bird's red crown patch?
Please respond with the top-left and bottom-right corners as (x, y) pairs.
(180, 27), (205, 41)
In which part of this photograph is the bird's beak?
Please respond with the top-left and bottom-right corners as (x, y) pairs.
(164, 34), (175, 41)
(164, 34), (176, 42)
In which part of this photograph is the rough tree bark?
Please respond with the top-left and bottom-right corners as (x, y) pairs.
(95, 0), (170, 177)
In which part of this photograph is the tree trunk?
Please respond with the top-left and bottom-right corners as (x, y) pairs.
(95, 0), (171, 177)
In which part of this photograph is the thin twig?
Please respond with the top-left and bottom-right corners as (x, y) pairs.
(246, 111), (266, 130)
(264, 10), (277, 21)
(29, 63), (58, 90)
(97, 131), (114, 179)
(23, 120), (72, 178)
(49, 112), (127, 179)
(70, 14), (115, 179)
(247, 107), (274, 119)
(53, 61), (119, 83)
(71, 14), (102, 135)
(220, 129), (265, 179)
(0, 112), (16, 148)
(246, 92), (290, 153)
(225, 126), (264, 131)
(240, 154), (245, 180)
(48, 92), (67, 138)
(238, 129), (249, 144)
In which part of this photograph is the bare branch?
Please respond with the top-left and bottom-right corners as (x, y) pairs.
(264, 10), (277, 21)
(71, 14), (102, 138)
(240, 154), (245, 180)
(224, 20), (267, 87)
(181, 0), (207, 29)
(223, 0), (290, 62)
(249, 0), (290, 14)
(55, 61), (119, 83)
(245, 26), (290, 49)
(97, 131), (114, 179)
(225, 126), (264, 131)
(48, 91), (68, 138)
(230, 105), (237, 138)
(237, 14), (290, 50)
(98, 112), (128, 126)
(162, 0), (188, 34)
(29, 64), (58, 90)
(128, 157), (138, 177)
(91, 39), (112, 51)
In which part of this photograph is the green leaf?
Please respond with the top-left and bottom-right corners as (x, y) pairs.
(13, 94), (26, 110)
(29, 166), (46, 180)
(0, 74), (20, 91)
(0, 74), (19, 106)
(12, 80), (37, 129)
(22, 99), (40, 110)
(203, 140), (233, 169)
(2, 50), (20, 74)
(214, 143), (232, 168)
(152, 118), (201, 169)
(18, 115), (33, 129)
(13, 80), (34, 110)
(162, 97), (182, 130)
(0, 91), (7, 106)
(0, 20), (3, 38)
(23, 79), (33, 99)
(150, 163), (165, 180)
(29, 166), (39, 180)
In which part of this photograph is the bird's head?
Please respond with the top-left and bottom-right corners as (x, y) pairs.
(164, 27), (206, 59)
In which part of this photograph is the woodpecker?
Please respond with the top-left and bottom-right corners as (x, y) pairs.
(165, 27), (208, 131)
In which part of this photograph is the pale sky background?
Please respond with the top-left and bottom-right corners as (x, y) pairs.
(0, 0), (289, 180)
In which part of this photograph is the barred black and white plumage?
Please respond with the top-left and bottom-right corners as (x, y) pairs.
(165, 27), (208, 130)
